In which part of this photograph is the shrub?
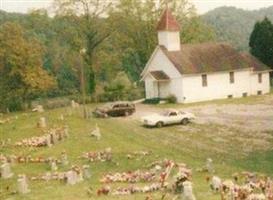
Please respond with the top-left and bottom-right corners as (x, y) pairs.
(166, 94), (177, 104)
(143, 98), (161, 104)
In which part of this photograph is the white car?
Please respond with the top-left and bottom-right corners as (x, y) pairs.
(141, 110), (195, 128)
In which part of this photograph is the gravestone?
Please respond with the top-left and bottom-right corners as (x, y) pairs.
(61, 151), (69, 166)
(206, 158), (214, 173)
(64, 126), (69, 138)
(0, 162), (13, 179)
(71, 100), (79, 108)
(182, 181), (196, 200)
(45, 134), (52, 147)
(90, 124), (101, 140)
(59, 114), (64, 121)
(37, 117), (47, 128)
(36, 105), (44, 113)
(43, 172), (51, 182)
(8, 155), (16, 166)
(50, 131), (58, 144)
(17, 175), (30, 194)
(51, 161), (58, 171)
(72, 167), (83, 183)
(83, 165), (91, 180)
(65, 170), (77, 185)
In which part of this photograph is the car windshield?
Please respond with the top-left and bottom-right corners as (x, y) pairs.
(101, 103), (112, 109)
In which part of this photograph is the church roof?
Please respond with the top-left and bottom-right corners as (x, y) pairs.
(156, 8), (180, 31)
(159, 43), (270, 74)
(150, 70), (170, 80)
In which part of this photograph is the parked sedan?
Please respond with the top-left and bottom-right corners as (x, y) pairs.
(141, 110), (195, 128)
(93, 101), (136, 117)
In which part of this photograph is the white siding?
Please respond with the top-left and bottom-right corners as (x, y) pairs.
(158, 31), (180, 51)
(143, 48), (184, 102)
(143, 48), (271, 103)
(182, 70), (271, 103)
(250, 72), (270, 95)
(144, 74), (157, 98)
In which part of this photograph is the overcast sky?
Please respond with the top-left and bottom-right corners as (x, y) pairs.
(1, 0), (273, 14)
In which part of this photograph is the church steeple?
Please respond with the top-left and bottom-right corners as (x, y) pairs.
(157, 8), (181, 51)
(157, 8), (180, 31)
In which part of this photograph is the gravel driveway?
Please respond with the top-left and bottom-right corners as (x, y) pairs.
(131, 95), (273, 132)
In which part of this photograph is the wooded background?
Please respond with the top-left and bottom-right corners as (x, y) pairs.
(0, 0), (272, 112)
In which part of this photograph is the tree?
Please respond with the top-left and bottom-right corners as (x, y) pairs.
(53, 0), (113, 91)
(53, 0), (113, 117)
(0, 22), (56, 111)
(249, 17), (273, 69)
(104, 72), (132, 101)
(108, 0), (215, 81)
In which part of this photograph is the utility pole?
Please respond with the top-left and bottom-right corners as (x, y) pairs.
(80, 48), (88, 119)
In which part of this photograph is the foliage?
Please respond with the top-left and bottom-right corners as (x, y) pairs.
(0, 0), (216, 111)
(166, 94), (177, 104)
(103, 72), (133, 101)
(249, 17), (273, 69)
(203, 6), (273, 51)
(108, 0), (215, 81)
(0, 22), (56, 111)
(143, 98), (161, 104)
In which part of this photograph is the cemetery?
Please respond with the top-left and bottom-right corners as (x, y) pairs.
(0, 96), (273, 200)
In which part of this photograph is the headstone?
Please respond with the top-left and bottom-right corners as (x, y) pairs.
(59, 114), (64, 121)
(50, 131), (58, 144)
(206, 158), (214, 173)
(182, 181), (196, 200)
(72, 166), (83, 183)
(8, 155), (16, 166)
(37, 117), (47, 128)
(104, 147), (112, 161)
(42, 172), (51, 182)
(83, 165), (91, 179)
(46, 134), (52, 147)
(90, 124), (101, 140)
(64, 126), (69, 138)
(76, 171), (83, 183)
(65, 170), (77, 185)
(71, 100), (79, 108)
(51, 161), (58, 171)
(211, 176), (222, 192)
(36, 105), (44, 113)
(17, 175), (30, 194)
(61, 151), (69, 166)
(0, 162), (13, 179)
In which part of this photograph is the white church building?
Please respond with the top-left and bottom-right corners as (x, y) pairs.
(141, 9), (271, 103)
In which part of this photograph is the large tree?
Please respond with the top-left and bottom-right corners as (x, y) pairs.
(249, 17), (273, 69)
(53, 0), (113, 93)
(0, 22), (56, 111)
(108, 0), (215, 81)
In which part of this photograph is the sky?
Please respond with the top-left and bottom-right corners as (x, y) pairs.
(1, 0), (273, 14)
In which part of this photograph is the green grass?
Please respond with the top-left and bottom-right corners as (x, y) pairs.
(0, 101), (272, 200)
(156, 92), (272, 109)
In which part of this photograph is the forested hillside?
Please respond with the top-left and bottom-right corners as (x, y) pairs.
(0, 0), (215, 112)
(203, 6), (273, 51)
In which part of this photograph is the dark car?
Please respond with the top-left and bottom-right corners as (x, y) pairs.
(93, 101), (136, 117)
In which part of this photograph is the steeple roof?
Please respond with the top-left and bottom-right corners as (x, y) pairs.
(156, 8), (180, 31)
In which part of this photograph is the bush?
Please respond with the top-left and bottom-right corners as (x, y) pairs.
(166, 94), (177, 104)
(143, 98), (161, 104)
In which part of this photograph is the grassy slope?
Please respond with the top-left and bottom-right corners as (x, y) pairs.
(0, 97), (273, 200)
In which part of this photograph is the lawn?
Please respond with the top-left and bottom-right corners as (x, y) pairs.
(0, 97), (273, 200)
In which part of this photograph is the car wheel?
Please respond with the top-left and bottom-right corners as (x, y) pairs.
(156, 121), (164, 128)
(181, 118), (189, 125)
